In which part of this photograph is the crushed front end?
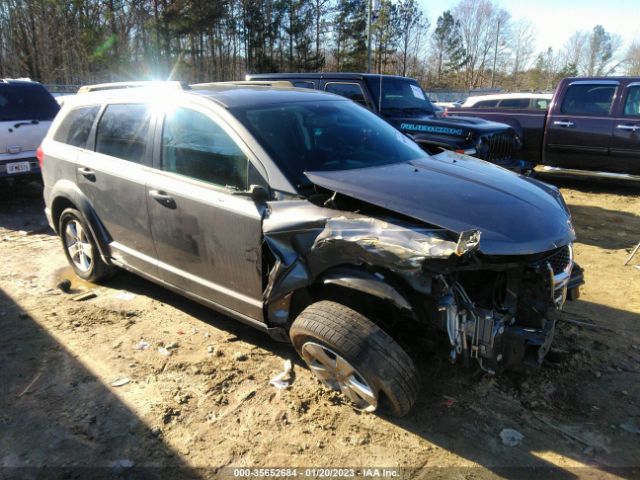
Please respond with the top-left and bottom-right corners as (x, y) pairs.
(432, 244), (577, 373)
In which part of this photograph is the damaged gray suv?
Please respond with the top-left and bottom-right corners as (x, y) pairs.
(41, 83), (583, 416)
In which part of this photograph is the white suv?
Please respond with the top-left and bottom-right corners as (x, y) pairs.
(0, 79), (59, 182)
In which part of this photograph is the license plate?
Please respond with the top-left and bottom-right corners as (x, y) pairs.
(6, 161), (31, 174)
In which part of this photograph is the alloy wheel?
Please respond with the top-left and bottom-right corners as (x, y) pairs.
(301, 341), (377, 412)
(64, 219), (93, 272)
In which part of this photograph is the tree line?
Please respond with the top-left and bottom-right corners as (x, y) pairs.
(1, 0), (639, 92)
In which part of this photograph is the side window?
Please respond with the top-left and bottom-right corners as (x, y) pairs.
(534, 99), (550, 110)
(53, 106), (100, 148)
(623, 86), (640, 117)
(325, 82), (368, 108)
(474, 99), (498, 108)
(498, 98), (530, 109)
(560, 84), (616, 116)
(292, 81), (316, 89)
(162, 108), (248, 190)
(95, 104), (151, 162)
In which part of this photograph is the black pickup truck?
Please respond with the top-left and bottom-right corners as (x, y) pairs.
(452, 77), (640, 179)
(247, 73), (527, 172)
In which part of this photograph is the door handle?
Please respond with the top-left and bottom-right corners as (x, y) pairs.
(616, 124), (640, 132)
(149, 189), (177, 209)
(553, 120), (575, 128)
(78, 167), (96, 181)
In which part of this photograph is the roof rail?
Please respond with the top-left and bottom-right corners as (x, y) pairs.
(1, 77), (33, 83)
(77, 81), (188, 94)
(191, 80), (293, 89)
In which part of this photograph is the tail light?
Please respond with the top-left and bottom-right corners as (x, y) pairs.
(36, 146), (44, 167)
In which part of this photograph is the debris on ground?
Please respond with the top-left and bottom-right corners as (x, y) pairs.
(499, 428), (524, 447)
(270, 359), (293, 389)
(442, 395), (457, 407)
(234, 352), (248, 361)
(56, 279), (71, 293)
(111, 377), (131, 387)
(72, 291), (97, 302)
(166, 342), (179, 350)
(110, 459), (134, 472)
(114, 291), (136, 301)
(158, 347), (171, 356)
(620, 420), (640, 434)
(135, 339), (150, 351)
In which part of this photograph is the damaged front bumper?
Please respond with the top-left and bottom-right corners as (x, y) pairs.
(441, 244), (580, 373)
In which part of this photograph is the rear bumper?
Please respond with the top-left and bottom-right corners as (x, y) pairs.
(0, 157), (41, 178)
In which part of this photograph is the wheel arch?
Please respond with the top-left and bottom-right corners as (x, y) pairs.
(50, 181), (112, 261)
(267, 264), (425, 332)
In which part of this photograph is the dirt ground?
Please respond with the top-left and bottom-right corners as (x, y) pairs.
(0, 176), (639, 479)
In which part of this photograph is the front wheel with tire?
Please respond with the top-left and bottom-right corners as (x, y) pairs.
(290, 300), (420, 417)
(59, 208), (114, 282)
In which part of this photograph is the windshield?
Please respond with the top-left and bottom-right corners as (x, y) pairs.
(232, 100), (428, 190)
(0, 83), (60, 122)
(366, 77), (435, 117)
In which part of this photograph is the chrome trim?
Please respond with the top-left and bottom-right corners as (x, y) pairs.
(553, 120), (574, 127)
(616, 124), (640, 132)
(627, 82), (640, 88)
(548, 244), (573, 309)
(536, 166), (640, 182)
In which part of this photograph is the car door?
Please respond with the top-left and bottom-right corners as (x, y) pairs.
(146, 103), (266, 321)
(76, 102), (158, 276)
(544, 80), (617, 171)
(609, 82), (640, 175)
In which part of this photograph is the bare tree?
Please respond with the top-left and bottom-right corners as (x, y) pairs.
(453, 0), (510, 88)
(508, 19), (536, 90)
(626, 40), (640, 75)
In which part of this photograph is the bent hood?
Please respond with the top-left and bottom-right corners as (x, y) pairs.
(305, 151), (575, 256)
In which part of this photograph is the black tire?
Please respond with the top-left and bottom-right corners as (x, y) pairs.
(59, 208), (114, 282)
(290, 300), (419, 417)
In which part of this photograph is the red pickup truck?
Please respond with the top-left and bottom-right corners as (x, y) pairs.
(452, 77), (640, 179)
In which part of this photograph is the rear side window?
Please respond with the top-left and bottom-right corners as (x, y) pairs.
(473, 99), (498, 108)
(53, 106), (99, 148)
(95, 104), (151, 163)
(292, 81), (316, 89)
(560, 84), (616, 116)
(623, 86), (640, 117)
(534, 99), (550, 110)
(0, 83), (60, 121)
(325, 82), (368, 107)
(498, 98), (530, 109)
(161, 108), (248, 190)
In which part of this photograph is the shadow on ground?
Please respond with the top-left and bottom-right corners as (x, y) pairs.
(568, 204), (640, 251)
(0, 286), (199, 479)
(0, 181), (52, 235)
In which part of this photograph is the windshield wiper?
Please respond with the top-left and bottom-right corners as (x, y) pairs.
(13, 119), (40, 128)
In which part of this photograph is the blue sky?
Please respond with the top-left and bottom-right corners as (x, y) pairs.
(419, 0), (639, 52)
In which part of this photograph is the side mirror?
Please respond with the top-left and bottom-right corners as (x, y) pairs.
(249, 184), (270, 202)
(233, 184), (270, 202)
